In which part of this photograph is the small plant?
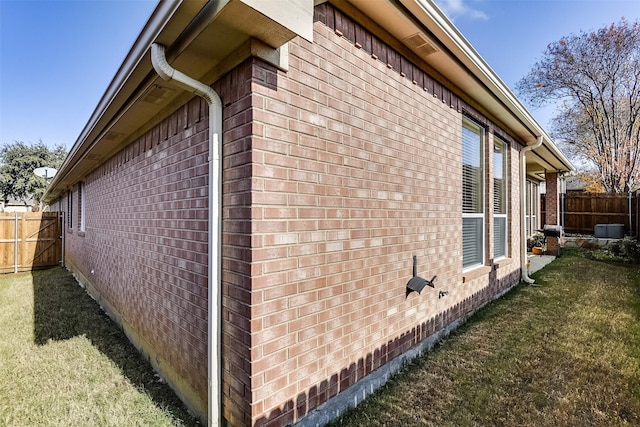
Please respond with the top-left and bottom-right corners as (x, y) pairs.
(608, 237), (640, 263)
(609, 240), (624, 258)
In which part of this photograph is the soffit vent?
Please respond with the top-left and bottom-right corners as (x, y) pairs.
(402, 32), (439, 57)
(104, 131), (125, 141)
(140, 84), (175, 105)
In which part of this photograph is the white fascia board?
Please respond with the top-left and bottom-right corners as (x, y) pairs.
(400, 0), (573, 171)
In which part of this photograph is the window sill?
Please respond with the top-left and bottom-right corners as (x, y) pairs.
(462, 257), (514, 284)
(493, 257), (512, 268)
(461, 265), (491, 283)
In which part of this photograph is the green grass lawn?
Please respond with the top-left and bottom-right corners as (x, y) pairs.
(2, 251), (639, 427)
(329, 248), (640, 426)
(0, 267), (200, 427)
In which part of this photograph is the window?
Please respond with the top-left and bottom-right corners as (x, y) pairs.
(525, 182), (530, 238)
(462, 119), (485, 269)
(525, 180), (539, 237)
(524, 181), (540, 237)
(79, 182), (85, 232)
(67, 190), (73, 229)
(493, 138), (508, 258)
(531, 183), (538, 234)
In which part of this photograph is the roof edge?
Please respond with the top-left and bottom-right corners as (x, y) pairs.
(44, 0), (188, 201)
(400, 0), (574, 171)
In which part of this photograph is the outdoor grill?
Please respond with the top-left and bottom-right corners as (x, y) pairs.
(543, 224), (563, 238)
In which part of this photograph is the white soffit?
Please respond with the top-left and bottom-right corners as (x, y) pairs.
(240, 0), (314, 42)
(45, 0), (315, 201)
(348, 0), (572, 172)
(350, 0), (535, 139)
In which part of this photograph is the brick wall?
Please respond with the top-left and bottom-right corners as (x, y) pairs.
(58, 96), (211, 418)
(51, 3), (528, 425)
(545, 172), (559, 225)
(545, 172), (559, 255)
(243, 4), (525, 426)
(216, 59), (255, 426)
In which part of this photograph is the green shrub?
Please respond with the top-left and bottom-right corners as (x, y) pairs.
(609, 240), (624, 258)
(608, 237), (640, 263)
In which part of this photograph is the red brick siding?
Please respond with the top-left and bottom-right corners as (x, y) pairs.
(544, 172), (560, 255)
(216, 59), (255, 426)
(60, 96), (211, 413)
(545, 172), (559, 225)
(50, 3), (529, 425)
(245, 6), (525, 426)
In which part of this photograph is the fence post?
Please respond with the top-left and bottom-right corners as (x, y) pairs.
(13, 212), (18, 274)
(561, 193), (565, 230)
(60, 211), (65, 267)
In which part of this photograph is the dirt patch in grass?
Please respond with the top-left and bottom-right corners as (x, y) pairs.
(0, 267), (200, 426)
(329, 249), (640, 426)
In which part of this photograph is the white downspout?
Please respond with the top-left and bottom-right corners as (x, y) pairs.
(520, 136), (543, 284)
(151, 43), (222, 427)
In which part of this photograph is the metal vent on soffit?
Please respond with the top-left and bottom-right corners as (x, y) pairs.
(103, 131), (125, 141)
(402, 32), (439, 57)
(140, 84), (176, 105)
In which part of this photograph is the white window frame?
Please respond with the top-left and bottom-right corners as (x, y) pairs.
(67, 190), (73, 229)
(525, 180), (539, 237)
(462, 118), (485, 271)
(79, 182), (86, 232)
(531, 182), (538, 234)
(493, 138), (508, 260)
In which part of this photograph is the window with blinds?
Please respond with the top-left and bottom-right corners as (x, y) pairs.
(530, 182), (538, 234)
(79, 182), (86, 232)
(67, 190), (73, 229)
(462, 119), (484, 269)
(525, 180), (539, 238)
(494, 139), (508, 259)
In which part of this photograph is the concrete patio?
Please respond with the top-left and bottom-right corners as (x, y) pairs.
(528, 254), (556, 275)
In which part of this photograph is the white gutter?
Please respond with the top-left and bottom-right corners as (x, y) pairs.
(520, 136), (543, 284)
(151, 43), (222, 426)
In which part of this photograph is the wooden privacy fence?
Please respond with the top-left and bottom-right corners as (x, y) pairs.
(542, 193), (637, 236)
(0, 212), (63, 273)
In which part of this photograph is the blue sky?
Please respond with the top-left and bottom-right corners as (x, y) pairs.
(0, 0), (156, 150)
(433, 0), (640, 129)
(1, 0), (639, 152)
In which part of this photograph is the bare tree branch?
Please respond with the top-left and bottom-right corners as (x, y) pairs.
(517, 19), (640, 192)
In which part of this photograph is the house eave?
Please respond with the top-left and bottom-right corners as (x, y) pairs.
(44, 0), (314, 203)
(44, 0), (573, 205)
(347, 0), (573, 174)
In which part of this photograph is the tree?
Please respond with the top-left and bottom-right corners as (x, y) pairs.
(0, 141), (67, 209)
(517, 19), (640, 193)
